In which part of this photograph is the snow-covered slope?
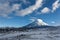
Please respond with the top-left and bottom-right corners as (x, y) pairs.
(23, 19), (49, 28)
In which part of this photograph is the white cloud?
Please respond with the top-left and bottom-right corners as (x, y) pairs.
(36, 19), (48, 26)
(15, 0), (43, 16)
(29, 17), (37, 22)
(30, 19), (35, 22)
(0, 2), (12, 17)
(41, 7), (50, 13)
(12, 4), (21, 11)
(0, 0), (21, 17)
(0, 0), (43, 17)
(52, 0), (60, 12)
(21, 0), (30, 5)
(51, 21), (55, 24)
(0, 0), (60, 18)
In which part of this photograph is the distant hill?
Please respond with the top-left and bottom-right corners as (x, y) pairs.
(23, 19), (55, 29)
(0, 19), (59, 33)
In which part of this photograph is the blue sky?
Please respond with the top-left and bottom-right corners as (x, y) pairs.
(0, 0), (60, 27)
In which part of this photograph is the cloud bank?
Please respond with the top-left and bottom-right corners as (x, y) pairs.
(41, 7), (50, 13)
(0, 2), (12, 17)
(0, 0), (60, 18)
(15, 0), (43, 16)
(52, 0), (60, 12)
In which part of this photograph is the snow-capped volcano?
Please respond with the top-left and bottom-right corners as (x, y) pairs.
(24, 19), (48, 28)
(35, 19), (48, 26)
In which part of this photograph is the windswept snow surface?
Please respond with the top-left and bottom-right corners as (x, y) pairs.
(0, 28), (60, 40)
